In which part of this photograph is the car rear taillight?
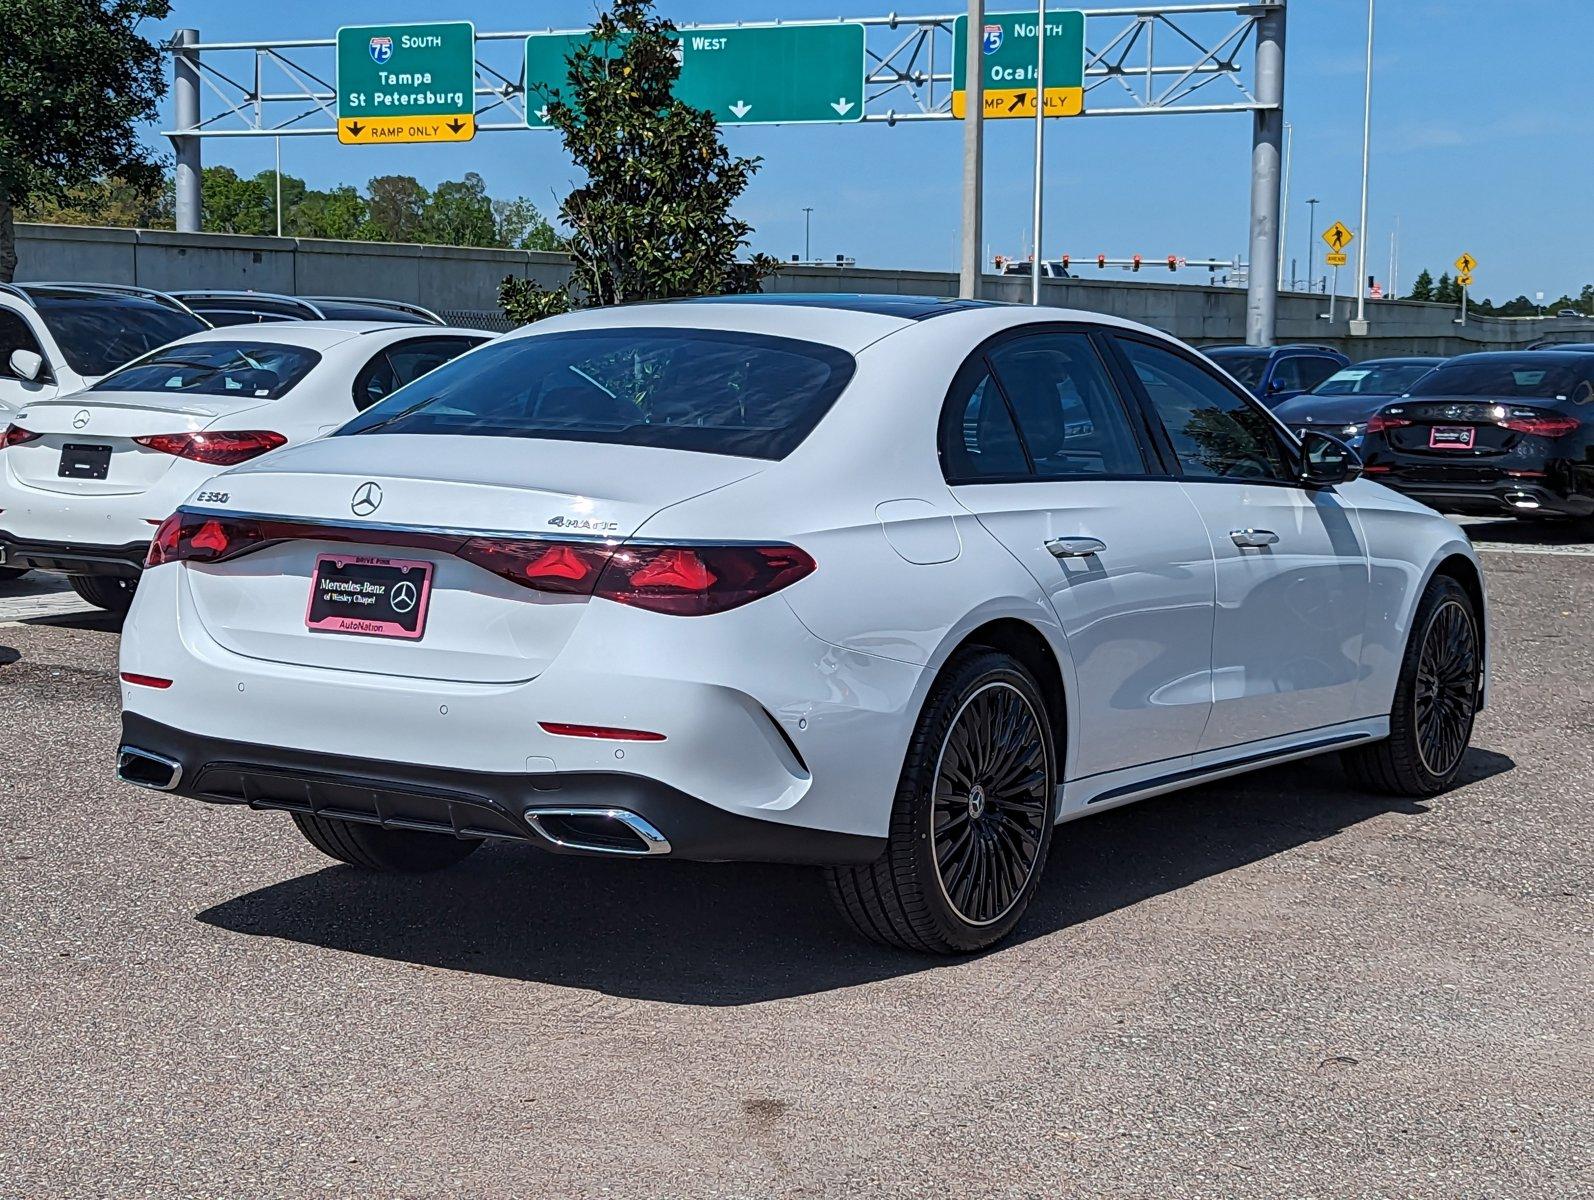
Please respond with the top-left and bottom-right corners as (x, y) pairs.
(1499, 414), (1579, 437)
(456, 537), (612, 595)
(145, 510), (270, 567)
(1, 424), (41, 449)
(134, 430), (287, 465)
(1365, 414), (1412, 434)
(595, 544), (815, 615)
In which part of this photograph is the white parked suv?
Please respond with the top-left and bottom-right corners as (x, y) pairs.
(115, 296), (1488, 953)
(0, 320), (490, 609)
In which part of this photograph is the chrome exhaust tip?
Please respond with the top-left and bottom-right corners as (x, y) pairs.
(523, 807), (671, 856)
(117, 746), (183, 792)
(1505, 493), (1541, 510)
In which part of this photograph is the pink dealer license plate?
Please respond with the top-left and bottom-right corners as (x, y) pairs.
(305, 554), (434, 640)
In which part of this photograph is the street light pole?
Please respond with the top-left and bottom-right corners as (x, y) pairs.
(1353, 0), (1375, 324)
(1277, 121), (1292, 288)
(958, 0), (986, 299)
(1031, 0), (1047, 306)
(802, 206), (814, 262)
(1305, 197), (1319, 295)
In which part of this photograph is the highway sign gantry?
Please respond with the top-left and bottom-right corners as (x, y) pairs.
(1322, 221), (1354, 254)
(1455, 252), (1478, 275)
(336, 21), (476, 144)
(951, 10), (1086, 119)
(524, 24), (866, 128)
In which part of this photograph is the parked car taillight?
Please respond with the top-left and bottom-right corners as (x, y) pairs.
(144, 511), (816, 615)
(1499, 414), (1579, 437)
(1365, 414), (1413, 434)
(1, 424), (41, 449)
(134, 430), (287, 465)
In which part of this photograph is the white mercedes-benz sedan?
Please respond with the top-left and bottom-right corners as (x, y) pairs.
(0, 321), (491, 611)
(115, 296), (1488, 953)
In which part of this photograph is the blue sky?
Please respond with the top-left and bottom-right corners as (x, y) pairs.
(138, 1), (1594, 302)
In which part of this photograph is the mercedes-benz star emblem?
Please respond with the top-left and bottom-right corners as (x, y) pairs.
(72, 410), (90, 429)
(350, 481), (383, 516)
(389, 580), (417, 614)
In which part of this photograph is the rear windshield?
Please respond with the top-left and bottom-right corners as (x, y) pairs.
(1408, 359), (1590, 401)
(1311, 362), (1437, 396)
(337, 327), (857, 460)
(1204, 347), (1267, 391)
(35, 295), (207, 378)
(93, 341), (321, 400)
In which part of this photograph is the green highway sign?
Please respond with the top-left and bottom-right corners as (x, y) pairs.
(525, 23), (865, 128)
(952, 10), (1086, 119)
(336, 21), (476, 144)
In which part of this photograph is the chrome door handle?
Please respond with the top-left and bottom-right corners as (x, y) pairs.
(1230, 529), (1280, 548)
(1046, 536), (1107, 559)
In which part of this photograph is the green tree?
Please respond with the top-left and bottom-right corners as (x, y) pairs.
(363, 174), (430, 242)
(424, 171), (497, 246)
(1433, 272), (1459, 305)
(1407, 269), (1435, 302)
(288, 184), (367, 240)
(17, 173), (169, 228)
(500, 0), (775, 324)
(200, 166), (277, 235)
(493, 196), (562, 251)
(0, 0), (171, 281)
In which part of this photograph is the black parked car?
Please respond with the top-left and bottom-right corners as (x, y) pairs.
(1272, 356), (1446, 441)
(1359, 351), (1594, 523)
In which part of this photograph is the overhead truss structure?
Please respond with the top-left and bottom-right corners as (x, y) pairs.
(162, 3), (1280, 140)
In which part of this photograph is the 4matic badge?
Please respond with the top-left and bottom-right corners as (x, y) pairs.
(547, 515), (619, 533)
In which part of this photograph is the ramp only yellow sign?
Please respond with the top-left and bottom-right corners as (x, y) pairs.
(952, 11), (1086, 119)
(336, 21), (476, 145)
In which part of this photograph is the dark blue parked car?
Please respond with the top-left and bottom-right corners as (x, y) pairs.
(1203, 343), (1350, 407)
(1271, 356), (1447, 442)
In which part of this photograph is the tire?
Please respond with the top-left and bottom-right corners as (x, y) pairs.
(291, 812), (482, 873)
(1342, 574), (1480, 797)
(0, 567), (28, 583)
(68, 574), (137, 614)
(825, 649), (1057, 954)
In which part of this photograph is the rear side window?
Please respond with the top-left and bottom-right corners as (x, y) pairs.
(93, 341), (321, 400)
(1204, 347), (1268, 392)
(1296, 356), (1343, 392)
(338, 327), (856, 461)
(987, 334), (1146, 478)
(942, 366), (1029, 480)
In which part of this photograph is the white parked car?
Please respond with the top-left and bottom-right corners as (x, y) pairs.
(0, 320), (491, 610)
(115, 296), (1488, 953)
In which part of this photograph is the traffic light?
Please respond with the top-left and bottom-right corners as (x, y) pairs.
(1061, 255), (1070, 270)
(1167, 255), (1178, 272)
(1096, 254), (1106, 269)
(1132, 254), (1142, 272)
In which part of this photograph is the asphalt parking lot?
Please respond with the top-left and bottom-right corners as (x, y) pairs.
(1, 518), (1589, 1199)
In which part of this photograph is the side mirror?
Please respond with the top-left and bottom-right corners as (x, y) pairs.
(8, 349), (44, 382)
(1266, 377), (1290, 395)
(1300, 429), (1363, 487)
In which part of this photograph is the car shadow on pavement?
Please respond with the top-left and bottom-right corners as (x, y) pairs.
(1461, 517), (1591, 547)
(198, 747), (1514, 1006)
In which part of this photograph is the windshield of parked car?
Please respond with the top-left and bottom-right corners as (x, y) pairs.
(92, 341), (321, 400)
(337, 327), (857, 460)
(1310, 362), (1438, 396)
(1407, 358), (1590, 400)
(1204, 347), (1268, 391)
(33, 294), (207, 378)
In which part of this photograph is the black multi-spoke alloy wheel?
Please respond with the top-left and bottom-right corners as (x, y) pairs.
(825, 649), (1056, 954)
(1343, 574), (1480, 797)
(68, 574), (137, 614)
(291, 812), (482, 873)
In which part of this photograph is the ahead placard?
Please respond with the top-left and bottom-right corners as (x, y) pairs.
(337, 21), (476, 144)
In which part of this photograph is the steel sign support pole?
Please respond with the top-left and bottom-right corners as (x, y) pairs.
(1277, 120), (1292, 286)
(1243, 3), (1284, 345)
(171, 28), (202, 234)
(1353, 0), (1375, 324)
(1031, 0), (1047, 306)
(959, 0), (986, 300)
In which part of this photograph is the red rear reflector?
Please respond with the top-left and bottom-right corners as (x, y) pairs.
(1500, 415), (1579, 437)
(1362, 465), (1392, 474)
(134, 430), (287, 465)
(1365, 414), (1412, 434)
(120, 672), (173, 690)
(1, 424), (41, 450)
(539, 722), (666, 742)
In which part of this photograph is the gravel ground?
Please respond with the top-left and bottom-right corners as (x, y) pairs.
(0, 535), (1589, 1198)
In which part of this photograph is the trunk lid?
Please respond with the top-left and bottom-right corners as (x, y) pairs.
(179, 434), (764, 684)
(8, 392), (272, 496)
(1378, 398), (1567, 459)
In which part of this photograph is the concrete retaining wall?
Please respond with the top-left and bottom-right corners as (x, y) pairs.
(16, 223), (1594, 357)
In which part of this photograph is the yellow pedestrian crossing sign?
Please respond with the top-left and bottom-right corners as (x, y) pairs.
(1457, 272), (1474, 288)
(1455, 252), (1477, 274)
(1322, 221), (1354, 253)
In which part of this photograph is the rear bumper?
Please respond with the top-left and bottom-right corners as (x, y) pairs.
(0, 532), (147, 577)
(118, 712), (884, 865)
(1378, 477), (1593, 518)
